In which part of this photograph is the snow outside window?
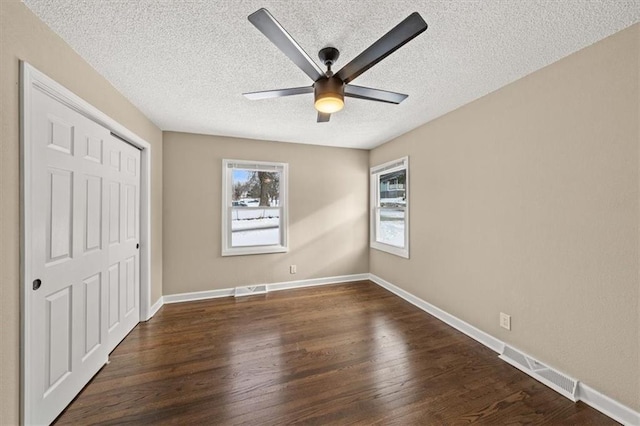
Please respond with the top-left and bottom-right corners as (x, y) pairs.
(370, 157), (409, 258)
(222, 159), (288, 256)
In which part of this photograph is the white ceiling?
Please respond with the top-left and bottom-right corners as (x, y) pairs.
(23, 0), (640, 149)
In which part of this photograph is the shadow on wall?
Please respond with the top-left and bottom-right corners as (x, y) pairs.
(278, 214), (369, 279)
(271, 187), (368, 279)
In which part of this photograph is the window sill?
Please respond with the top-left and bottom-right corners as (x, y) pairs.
(370, 241), (409, 259)
(222, 245), (288, 257)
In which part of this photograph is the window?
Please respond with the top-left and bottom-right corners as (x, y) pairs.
(370, 157), (409, 258)
(222, 159), (288, 256)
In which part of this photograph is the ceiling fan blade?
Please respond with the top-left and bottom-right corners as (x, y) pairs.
(248, 8), (325, 82)
(335, 12), (427, 84)
(317, 112), (331, 123)
(344, 85), (408, 104)
(243, 86), (313, 100)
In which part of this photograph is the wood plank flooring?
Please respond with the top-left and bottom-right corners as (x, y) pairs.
(54, 281), (617, 425)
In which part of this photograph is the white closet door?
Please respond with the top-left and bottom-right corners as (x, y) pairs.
(27, 89), (141, 425)
(106, 135), (141, 352)
(28, 89), (111, 425)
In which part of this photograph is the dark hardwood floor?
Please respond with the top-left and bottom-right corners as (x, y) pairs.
(54, 281), (616, 425)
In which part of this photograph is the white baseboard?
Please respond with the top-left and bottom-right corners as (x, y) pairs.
(368, 273), (640, 426)
(578, 383), (640, 426)
(162, 273), (369, 305)
(146, 296), (164, 320)
(267, 273), (370, 292)
(163, 288), (234, 304)
(368, 273), (504, 353)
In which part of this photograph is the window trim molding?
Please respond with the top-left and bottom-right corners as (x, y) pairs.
(370, 156), (409, 258)
(221, 158), (289, 256)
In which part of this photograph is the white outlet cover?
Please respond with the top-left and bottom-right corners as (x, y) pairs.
(500, 313), (511, 330)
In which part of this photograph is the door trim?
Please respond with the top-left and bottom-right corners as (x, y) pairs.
(20, 61), (153, 425)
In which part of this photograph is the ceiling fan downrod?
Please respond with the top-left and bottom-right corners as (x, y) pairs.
(318, 47), (340, 76)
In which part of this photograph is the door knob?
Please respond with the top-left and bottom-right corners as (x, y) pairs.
(136, 243), (139, 249)
(33, 279), (42, 290)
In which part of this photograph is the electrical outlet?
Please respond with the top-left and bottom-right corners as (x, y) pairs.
(500, 312), (511, 330)
(289, 265), (297, 274)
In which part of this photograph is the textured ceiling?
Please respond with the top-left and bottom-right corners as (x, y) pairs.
(23, 0), (640, 149)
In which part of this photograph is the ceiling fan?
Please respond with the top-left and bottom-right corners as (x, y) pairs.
(243, 8), (428, 123)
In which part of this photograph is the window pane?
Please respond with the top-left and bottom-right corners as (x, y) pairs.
(379, 169), (406, 208)
(231, 207), (280, 247)
(377, 208), (405, 248)
(232, 169), (281, 207)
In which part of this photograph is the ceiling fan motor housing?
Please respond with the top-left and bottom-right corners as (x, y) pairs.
(318, 47), (340, 68)
(314, 77), (345, 113)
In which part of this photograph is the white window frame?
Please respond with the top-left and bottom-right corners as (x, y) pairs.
(370, 156), (409, 258)
(222, 159), (289, 256)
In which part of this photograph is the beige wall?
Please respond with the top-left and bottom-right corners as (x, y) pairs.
(163, 132), (369, 294)
(0, 1), (164, 423)
(370, 24), (640, 410)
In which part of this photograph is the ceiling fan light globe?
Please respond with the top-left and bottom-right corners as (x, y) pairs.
(314, 76), (345, 114)
(315, 95), (344, 113)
